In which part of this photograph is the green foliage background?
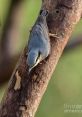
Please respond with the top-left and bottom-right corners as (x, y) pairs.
(0, 0), (82, 117)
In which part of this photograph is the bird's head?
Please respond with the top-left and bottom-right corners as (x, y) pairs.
(27, 50), (42, 72)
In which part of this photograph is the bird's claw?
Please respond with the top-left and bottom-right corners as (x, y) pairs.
(49, 33), (59, 38)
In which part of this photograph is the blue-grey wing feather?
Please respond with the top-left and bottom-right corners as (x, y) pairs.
(28, 24), (50, 59)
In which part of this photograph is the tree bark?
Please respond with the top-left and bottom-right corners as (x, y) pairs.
(0, 0), (82, 117)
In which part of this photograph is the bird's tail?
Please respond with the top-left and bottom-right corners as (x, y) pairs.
(40, 9), (48, 17)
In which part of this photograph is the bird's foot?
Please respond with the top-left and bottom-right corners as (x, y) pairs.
(49, 33), (59, 38)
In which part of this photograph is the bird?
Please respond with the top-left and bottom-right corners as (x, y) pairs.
(27, 9), (51, 72)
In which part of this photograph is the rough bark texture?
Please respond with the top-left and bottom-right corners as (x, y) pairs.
(0, 0), (82, 117)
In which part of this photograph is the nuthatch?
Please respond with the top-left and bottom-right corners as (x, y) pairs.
(27, 10), (51, 72)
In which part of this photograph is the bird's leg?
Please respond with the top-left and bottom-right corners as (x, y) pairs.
(49, 33), (59, 38)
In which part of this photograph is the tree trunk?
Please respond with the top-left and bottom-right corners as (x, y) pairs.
(0, 0), (82, 117)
